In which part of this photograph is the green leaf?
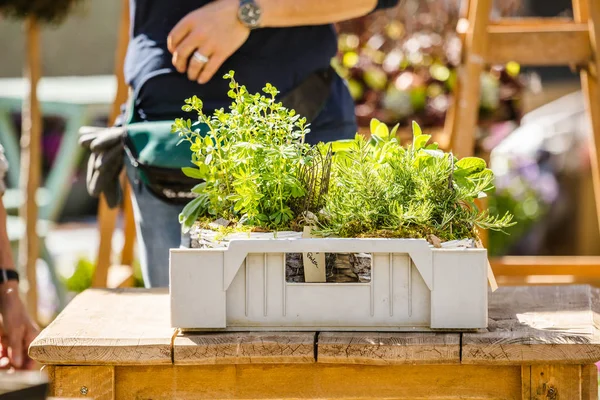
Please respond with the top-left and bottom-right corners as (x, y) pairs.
(413, 134), (431, 151)
(455, 157), (487, 176)
(330, 139), (355, 153)
(412, 121), (423, 137)
(191, 182), (207, 194)
(179, 195), (209, 232)
(182, 167), (205, 180)
(422, 149), (445, 158)
(374, 121), (390, 138)
(370, 119), (381, 135)
(390, 123), (399, 138)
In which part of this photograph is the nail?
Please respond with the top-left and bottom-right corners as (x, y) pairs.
(13, 355), (22, 368)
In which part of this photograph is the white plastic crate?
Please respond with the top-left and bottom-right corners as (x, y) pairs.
(170, 238), (488, 331)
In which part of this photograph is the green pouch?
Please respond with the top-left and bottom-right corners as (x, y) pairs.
(122, 97), (208, 201)
(125, 120), (194, 170)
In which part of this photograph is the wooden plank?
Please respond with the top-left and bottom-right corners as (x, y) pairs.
(18, 17), (42, 321)
(491, 256), (600, 277)
(120, 181), (136, 268)
(456, 19), (591, 66)
(109, 0), (130, 125)
(582, 364), (598, 400)
(575, 0), (600, 242)
(93, 196), (119, 288)
(114, 364), (523, 399)
(463, 286), (600, 365)
(530, 365), (581, 399)
(521, 365), (531, 400)
(53, 366), (114, 400)
(496, 275), (600, 286)
(29, 289), (174, 365)
(446, 0), (492, 159)
(94, 0), (133, 289)
(44, 365), (55, 397)
(486, 23), (591, 65)
(174, 332), (316, 365)
(317, 332), (460, 365)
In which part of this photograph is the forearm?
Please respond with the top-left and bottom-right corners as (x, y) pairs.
(258, 0), (378, 27)
(0, 198), (14, 271)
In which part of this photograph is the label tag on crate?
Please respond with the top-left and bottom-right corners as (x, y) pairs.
(302, 226), (326, 282)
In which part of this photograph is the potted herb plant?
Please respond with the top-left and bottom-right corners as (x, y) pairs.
(169, 72), (513, 331)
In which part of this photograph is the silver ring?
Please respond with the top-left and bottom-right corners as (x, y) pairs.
(193, 51), (209, 64)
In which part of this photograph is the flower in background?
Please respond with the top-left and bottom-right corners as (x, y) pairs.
(488, 152), (559, 256)
(334, 2), (525, 129)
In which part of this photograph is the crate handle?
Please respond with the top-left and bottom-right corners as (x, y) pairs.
(223, 238), (433, 291)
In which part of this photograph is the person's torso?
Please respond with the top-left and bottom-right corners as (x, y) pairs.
(125, 0), (339, 117)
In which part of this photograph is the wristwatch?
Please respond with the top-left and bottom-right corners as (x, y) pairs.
(0, 269), (19, 284)
(238, 0), (262, 29)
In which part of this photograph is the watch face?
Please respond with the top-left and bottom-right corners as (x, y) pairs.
(239, 2), (261, 28)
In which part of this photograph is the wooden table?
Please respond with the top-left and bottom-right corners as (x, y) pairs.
(29, 286), (600, 399)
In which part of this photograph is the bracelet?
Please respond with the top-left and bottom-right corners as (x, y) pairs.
(0, 269), (19, 284)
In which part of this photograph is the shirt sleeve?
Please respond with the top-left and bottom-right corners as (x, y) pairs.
(374, 0), (399, 10)
(0, 145), (8, 195)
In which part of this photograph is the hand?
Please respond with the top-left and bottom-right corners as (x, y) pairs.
(0, 283), (39, 370)
(168, 0), (250, 84)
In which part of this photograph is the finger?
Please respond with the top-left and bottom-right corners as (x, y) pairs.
(172, 33), (202, 74)
(0, 333), (8, 359)
(167, 15), (193, 53)
(187, 48), (212, 82)
(7, 326), (24, 368)
(24, 324), (38, 350)
(0, 336), (8, 369)
(198, 53), (226, 84)
(22, 328), (38, 370)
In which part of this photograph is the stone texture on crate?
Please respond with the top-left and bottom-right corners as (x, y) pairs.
(285, 253), (371, 283)
(190, 228), (372, 283)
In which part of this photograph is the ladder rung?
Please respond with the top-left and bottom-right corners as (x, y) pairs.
(458, 20), (591, 66)
(491, 256), (600, 277)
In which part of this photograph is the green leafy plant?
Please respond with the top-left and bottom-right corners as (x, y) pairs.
(172, 71), (320, 233)
(174, 73), (513, 243)
(318, 120), (514, 240)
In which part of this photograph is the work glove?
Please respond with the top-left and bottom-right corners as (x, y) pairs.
(78, 126), (126, 209)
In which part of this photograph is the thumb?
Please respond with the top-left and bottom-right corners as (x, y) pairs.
(7, 326), (24, 368)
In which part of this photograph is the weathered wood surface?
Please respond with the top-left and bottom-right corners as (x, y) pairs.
(30, 285), (600, 370)
(29, 289), (174, 365)
(114, 364), (523, 400)
(174, 332), (316, 365)
(317, 332), (460, 365)
(463, 285), (600, 364)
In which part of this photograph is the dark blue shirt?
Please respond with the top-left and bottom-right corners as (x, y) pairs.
(125, 0), (398, 143)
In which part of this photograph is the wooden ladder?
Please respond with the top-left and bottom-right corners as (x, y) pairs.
(446, 0), (600, 285)
(92, 0), (136, 289)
